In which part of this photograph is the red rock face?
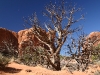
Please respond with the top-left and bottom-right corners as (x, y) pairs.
(0, 28), (18, 56)
(18, 28), (39, 46)
(18, 27), (55, 57)
(87, 31), (100, 46)
(79, 31), (100, 51)
(0, 27), (55, 57)
(18, 28), (45, 57)
(18, 28), (39, 56)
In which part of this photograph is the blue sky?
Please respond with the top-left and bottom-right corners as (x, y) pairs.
(0, 0), (100, 34)
(0, 0), (100, 55)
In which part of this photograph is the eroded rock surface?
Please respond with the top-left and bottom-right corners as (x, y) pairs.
(88, 31), (100, 46)
(0, 28), (18, 56)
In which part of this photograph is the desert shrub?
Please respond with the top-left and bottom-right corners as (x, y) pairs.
(91, 44), (100, 61)
(0, 53), (11, 67)
(0, 40), (18, 58)
(20, 51), (40, 66)
(20, 46), (47, 66)
(91, 55), (98, 61)
(94, 70), (100, 75)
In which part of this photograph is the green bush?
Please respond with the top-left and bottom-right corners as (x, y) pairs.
(20, 46), (46, 66)
(91, 44), (100, 61)
(20, 52), (39, 66)
(91, 55), (98, 61)
(0, 53), (10, 67)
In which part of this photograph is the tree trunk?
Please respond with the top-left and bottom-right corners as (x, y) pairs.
(50, 54), (61, 71)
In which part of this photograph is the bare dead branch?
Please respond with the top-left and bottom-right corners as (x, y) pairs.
(24, 0), (84, 71)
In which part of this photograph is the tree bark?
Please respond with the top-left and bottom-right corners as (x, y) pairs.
(50, 53), (61, 71)
(54, 54), (61, 70)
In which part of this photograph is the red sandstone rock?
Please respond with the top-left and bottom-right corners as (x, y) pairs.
(0, 28), (18, 55)
(0, 27), (55, 57)
(17, 27), (55, 57)
(18, 28), (45, 56)
(87, 31), (100, 46)
(18, 28), (39, 56)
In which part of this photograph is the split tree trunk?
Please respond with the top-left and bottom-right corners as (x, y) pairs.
(49, 53), (61, 71)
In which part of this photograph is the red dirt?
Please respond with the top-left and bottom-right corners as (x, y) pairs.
(0, 62), (100, 75)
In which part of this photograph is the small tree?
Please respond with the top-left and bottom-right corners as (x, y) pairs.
(24, 1), (84, 70)
(67, 32), (100, 71)
(66, 32), (89, 71)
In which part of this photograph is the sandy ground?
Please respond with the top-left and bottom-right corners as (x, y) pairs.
(0, 62), (100, 75)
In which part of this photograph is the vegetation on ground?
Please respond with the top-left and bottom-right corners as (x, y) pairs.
(0, 53), (11, 67)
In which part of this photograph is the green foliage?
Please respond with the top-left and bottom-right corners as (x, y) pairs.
(0, 53), (10, 67)
(20, 46), (47, 66)
(91, 55), (98, 61)
(94, 44), (100, 52)
(0, 40), (18, 58)
(91, 44), (100, 61)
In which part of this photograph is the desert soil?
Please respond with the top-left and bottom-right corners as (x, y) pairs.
(0, 62), (100, 75)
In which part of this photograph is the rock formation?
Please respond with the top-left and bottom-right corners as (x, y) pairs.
(0, 28), (18, 56)
(18, 28), (39, 56)
(87, 31), (100, 46)
(17, 27), (55, 57)
(0, 27), (55, 57)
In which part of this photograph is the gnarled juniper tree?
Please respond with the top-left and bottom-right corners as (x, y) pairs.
(24, 1), (84, 70)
